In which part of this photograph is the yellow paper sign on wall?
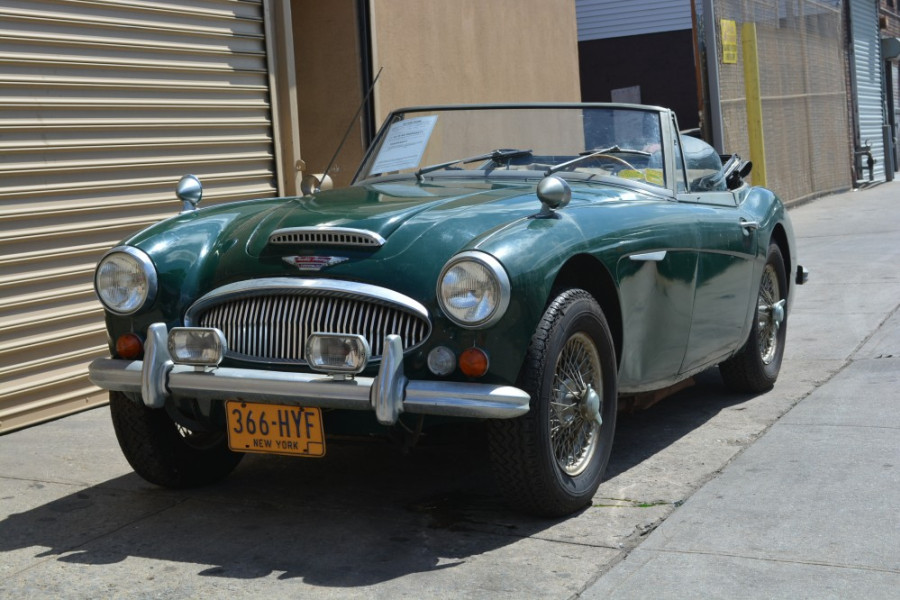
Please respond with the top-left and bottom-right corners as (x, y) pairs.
(721, 19), (738, 64)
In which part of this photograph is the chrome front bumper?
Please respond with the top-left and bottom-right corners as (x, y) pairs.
(88, 323), (531, 426)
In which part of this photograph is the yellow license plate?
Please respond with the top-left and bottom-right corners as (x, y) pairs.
(226, 401), (325, 457)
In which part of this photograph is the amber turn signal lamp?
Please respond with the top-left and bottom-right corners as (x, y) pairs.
(115, 333), (144, 360)
(458, 347), (489, 377)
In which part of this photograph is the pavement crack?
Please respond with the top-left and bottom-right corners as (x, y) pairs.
(849, 301), (900, 361)
(647, 547), (900, 576)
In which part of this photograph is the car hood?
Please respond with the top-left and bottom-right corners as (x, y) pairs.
(127, 178), (634, 310)
(245, 180), (539, 250)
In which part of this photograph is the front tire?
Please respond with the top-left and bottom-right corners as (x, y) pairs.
(109, 391), (243, 488)
(489, 289), (617, 517)
(720, 243), (788, 392)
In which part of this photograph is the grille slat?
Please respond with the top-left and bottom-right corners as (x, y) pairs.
(197, 290), (430, 365)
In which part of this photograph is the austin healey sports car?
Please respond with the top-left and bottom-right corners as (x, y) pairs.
(89, 103), (806, 517)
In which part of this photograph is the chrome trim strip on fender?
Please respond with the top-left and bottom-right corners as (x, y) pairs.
(629, 250), (668, 262)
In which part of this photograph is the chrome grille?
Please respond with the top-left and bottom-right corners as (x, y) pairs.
(194, 289), (429, 365)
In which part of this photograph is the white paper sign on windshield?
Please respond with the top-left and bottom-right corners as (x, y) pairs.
(370, 115), (438, 174)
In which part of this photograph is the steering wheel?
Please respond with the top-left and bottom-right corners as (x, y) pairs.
(583, 154), (647, 181)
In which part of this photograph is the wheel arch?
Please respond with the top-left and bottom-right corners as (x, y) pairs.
(549, 254), (622, 368)
(769, 222), (791, 297)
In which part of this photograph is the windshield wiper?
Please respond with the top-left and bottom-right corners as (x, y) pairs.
(415, 148), (532, 181)
(546, 145), (651, 176)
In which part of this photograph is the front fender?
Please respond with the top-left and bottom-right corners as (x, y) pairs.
(104, 199), (288, 351)
(471, 209), (616, 382)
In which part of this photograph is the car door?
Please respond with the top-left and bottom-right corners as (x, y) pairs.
(662, 123), (759, 374)
(611, 112), (703, 393)
(615, 235), (699, 392)
(677, 190), (758, 374)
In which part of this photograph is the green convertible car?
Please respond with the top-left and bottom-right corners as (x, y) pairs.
(89, 104), (807, 517)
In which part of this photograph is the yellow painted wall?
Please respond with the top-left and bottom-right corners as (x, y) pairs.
(289, 0), (581, 187)
(369, 0), (581, 122)
(292, 0), (366, 188)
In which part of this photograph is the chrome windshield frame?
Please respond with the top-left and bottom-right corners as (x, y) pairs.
(353, 103), (678, 196)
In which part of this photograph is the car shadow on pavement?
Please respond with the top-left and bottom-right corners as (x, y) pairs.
(0, 432), (552, 585)
(0, 368), (753, 585)
(606, 368), (754, 480)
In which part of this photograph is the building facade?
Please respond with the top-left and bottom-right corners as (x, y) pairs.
(879, 0), (900, 177)
(576, 1), (899, 198)
(576, 0), (701, 131)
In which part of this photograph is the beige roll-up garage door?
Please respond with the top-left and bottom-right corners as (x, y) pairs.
(0, 0), (278, 432)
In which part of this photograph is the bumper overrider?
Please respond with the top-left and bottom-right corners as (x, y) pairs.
(88, 323), (531, 426)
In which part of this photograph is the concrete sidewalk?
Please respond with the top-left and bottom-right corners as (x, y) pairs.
(583, 184), (900, 598)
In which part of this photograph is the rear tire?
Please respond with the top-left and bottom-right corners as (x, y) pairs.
(109, 391), (242, 488)
(489, 289), (617, 517)
(720, 243), (788, 393)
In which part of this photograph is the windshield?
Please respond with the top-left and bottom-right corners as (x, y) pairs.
(355, 106), (667, 189)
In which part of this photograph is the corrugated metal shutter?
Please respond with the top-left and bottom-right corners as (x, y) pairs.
(849, 0), (886, 183)
(0, 0), (277, 433)
(576, 0), (693, 42)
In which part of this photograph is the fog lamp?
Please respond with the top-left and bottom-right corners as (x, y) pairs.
(115, 333), (144, 360)
(427, 346), (456, 376)
(306, 333), (370, 376)
(167, 327), (227, 366)
(459, 347), (489, 378)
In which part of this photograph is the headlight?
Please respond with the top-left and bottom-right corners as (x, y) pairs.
(94, 246), (157, 315)
(437, 251), (510, 328)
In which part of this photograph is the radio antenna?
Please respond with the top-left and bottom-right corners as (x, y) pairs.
(319, 66), (383, 188)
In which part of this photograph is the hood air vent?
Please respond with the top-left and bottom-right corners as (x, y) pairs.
(269, 227), (385, 248)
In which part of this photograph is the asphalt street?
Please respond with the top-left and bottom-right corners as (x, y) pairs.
(1, 182), (898, 598)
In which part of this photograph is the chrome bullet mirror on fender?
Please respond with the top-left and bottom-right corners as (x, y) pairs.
(536, 175), (571, 218)
(176, 174), (203, 212)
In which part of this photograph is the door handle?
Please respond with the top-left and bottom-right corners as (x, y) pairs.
(740, 219), (759, 232)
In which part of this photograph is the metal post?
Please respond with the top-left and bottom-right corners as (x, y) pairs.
(742, 22), (767, 187)
(702, 0), (725, 152)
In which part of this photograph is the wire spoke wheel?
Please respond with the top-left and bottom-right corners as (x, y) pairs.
(756, 263), (784, 365)
(550, 332), (602, 476)
(720, 243), (788, 393)
(488, 289), (617, 517)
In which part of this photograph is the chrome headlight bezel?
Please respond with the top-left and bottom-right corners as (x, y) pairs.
(437, 251), (511, 329)
(94, 246), (158, 316)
